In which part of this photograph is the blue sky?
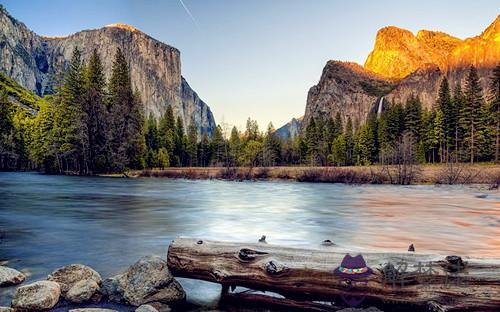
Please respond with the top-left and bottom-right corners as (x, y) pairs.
(2, 0), (499, 130)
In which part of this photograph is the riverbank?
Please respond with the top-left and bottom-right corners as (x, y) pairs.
(128, 164), (500, 186)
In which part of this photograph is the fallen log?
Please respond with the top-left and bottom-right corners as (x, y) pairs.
(167, 237), (500, 311)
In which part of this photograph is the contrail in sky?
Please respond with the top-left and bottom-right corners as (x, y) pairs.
(178, 0), (199, 29)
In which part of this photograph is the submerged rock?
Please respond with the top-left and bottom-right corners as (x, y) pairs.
(47, 264), (102, 294)
(11, 280), (61, 311)
(0, 266), (25, 286)
(102, 255), (185, 306)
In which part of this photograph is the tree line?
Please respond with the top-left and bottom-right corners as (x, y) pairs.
(0, 56), (499, 173)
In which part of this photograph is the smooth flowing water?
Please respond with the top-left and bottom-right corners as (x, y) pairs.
(0, 172), (499, 307)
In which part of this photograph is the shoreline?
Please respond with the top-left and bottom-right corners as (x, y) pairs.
(123, 164), (500, 186)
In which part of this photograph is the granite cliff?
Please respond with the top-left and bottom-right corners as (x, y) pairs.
(299, 15), (500, 133)
(0, 6), (216, 135)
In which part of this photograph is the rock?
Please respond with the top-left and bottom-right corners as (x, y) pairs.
(66, 279), (100, 303)
(275, 116), (303, 139)
(302, 16), (500, 133)
(136, 304), (163, 312)
(408, 243), (415, 252)
(0, 6), (216, 136)
(337, 307), (383, 312)
(146, 302), (172, 312)
(69, 309), (118, 312)
(102, 255), (185, 306)
(136, 305), (158, 312)
(11, 280), (61, 311)
(0, 266), (25, 286)
(0, 307), (14, 312)
(47, 264), (101, 294)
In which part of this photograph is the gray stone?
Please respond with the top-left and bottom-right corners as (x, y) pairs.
(11, 280), (60, 311)
(47, 264), (101, 294)
(69, 309), (118, 312)
(66, 279), (100, 303)
(0, 266), (25, 286)
(143, 302), (171, 312)
(337, 307), (384, 312)
(102, 255), (185, 306)
(135, 304), (159, 312)
(0, 307), (14, 312)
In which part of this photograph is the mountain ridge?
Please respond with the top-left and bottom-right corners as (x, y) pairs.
(298, 15), (500, 135)
(0, 5), (215, 135)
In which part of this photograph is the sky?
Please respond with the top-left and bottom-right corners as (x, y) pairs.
(2, 0), (499, 131)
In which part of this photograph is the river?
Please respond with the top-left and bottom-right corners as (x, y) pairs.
(0, 172), (499, 308)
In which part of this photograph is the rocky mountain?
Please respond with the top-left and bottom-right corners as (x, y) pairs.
(0, 6), (216, 135)
(275, 116), (303, 139)
(300, 15), (500, 133)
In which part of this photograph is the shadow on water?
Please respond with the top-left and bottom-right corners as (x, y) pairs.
(0, 172), (498, 309)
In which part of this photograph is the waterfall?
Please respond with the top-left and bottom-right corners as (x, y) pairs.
(377, 97), (384, 118)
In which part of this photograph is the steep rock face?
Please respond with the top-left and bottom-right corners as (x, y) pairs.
(0, 6), (216, 135)
(303, 15), (499, 132)
(448, 15), (500, 71)
(304, 61), (394, 128)
(364, 26), (461, 79)
(275, 116), (303, 139)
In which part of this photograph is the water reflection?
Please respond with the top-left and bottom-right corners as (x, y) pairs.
(0, 172), (498, 307)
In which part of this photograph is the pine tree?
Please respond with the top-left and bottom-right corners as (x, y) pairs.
(354, 123), (373, 165)
(489, 63), (500, 162)
(366, 114), (379, 162)
(158, 105), (175, 162)
(263, 122), (281, 166)
(245, 118), (260, 141)
(436, 77), (453, 161)
(210, 125), (226, 166)
(108, 48), (145, 170)
(461, 65), (485, 164)
(54, 48), (86, 173)
(404, 95), (422, 141)
(305, 117), (320, 165)
(199, 133), (211, 167)
(145, 115), (160, 168)
(187, 124), (198, 166)
(450, 83), (465, 161)
(331, 134), (347, 166)
(345, 117), (354, 165)
(229, 126), (241, 166)
(173, 116), (185, 166)
(83, 49), (108, 172)
(433, 109), (445, 162)
(0, 91), (16, 170)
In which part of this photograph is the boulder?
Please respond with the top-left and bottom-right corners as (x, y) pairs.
(0, 266), (26, 286)
(102, 255), (185, 306)
(337, 307), (384, 312)
(144, 302), (172, 312)
(0, 307), (14, 312)
(69, 309), (118, 312)
(66, 279), (100, 303)
(11, 280), (60, 311)
(135, 304), (159, 312)
(47, 264), (102, 294)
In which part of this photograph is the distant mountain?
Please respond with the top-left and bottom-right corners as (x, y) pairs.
(0, 6), (216, 135)
(275, 116), (303, 139)
(302, 15), (500, 130)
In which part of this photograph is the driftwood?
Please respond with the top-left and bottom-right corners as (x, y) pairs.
(167, 237), (500, 311)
